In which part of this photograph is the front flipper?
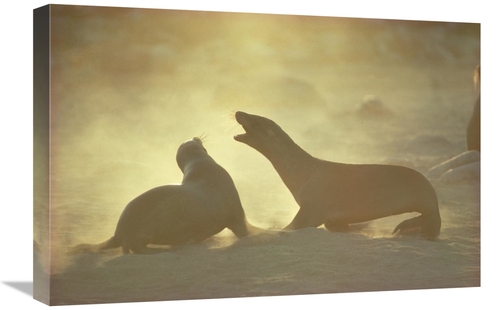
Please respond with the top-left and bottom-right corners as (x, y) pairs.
(284, 208), (324, 230)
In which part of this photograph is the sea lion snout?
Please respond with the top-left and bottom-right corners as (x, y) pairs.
(181, 136), (205, 146)
(178, 139), (207, 154)
(234, 111), (247, 121)
(234, 111), (289, 153)
(234, 111), (272, 138)
(234, 111), (251, 143)
(234, 111), (251, 130)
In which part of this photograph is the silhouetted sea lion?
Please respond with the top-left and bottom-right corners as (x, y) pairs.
(234, 111), (441, 239)
(427, 64), (480, 183)
(427, 150), (479, 183)
(71, 137), (263, 254)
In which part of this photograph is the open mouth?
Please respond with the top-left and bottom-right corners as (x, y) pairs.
(233, 111), (250, 142)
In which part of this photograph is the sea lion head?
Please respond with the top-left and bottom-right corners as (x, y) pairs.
(176, 137), (208, 172)
(234, 111), (290, 154)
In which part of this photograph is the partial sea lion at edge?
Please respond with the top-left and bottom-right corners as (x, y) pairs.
(70, 137), (266, 255)
(234, 111), (441, 239)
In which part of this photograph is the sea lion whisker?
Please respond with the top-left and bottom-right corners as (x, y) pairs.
(220, 112), (243, 133)
(195, 133), (208, 143)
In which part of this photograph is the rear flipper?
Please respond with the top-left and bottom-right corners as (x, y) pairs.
(324, 220), (370, 232)
(66, 236), (121, 255)
(393, 213), (441, 240)
(230, 219), (283, 238)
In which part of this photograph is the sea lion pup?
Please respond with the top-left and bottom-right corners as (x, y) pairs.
(71, 137), (264, 255)
(234, 111), (441, 239)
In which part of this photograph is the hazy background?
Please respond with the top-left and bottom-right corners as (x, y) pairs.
(32, 4), (480, 305)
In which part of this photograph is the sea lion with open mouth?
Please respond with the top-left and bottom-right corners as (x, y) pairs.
(234, 111), (441, 239)
(71, 137), (264, 254)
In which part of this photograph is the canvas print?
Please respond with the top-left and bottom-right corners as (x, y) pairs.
(33, 4), (480, 306)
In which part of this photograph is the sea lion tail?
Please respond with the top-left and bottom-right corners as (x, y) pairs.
(66, 236), (121, 255)
(393, 213), (441, 240)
